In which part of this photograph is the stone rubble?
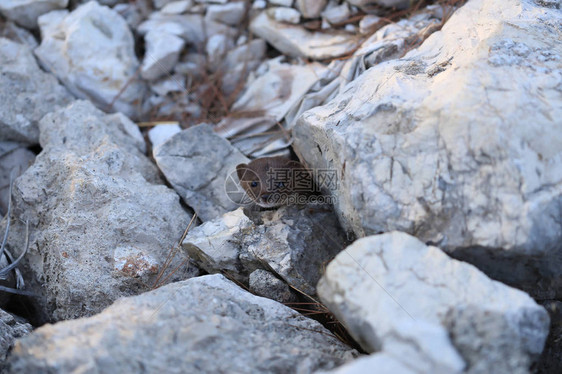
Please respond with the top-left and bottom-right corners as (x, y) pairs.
(0, 0), (559, 372)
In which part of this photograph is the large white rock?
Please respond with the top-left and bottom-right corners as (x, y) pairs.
(0, 0), (68, 29)
(0, 38), (73, 144)
(293, 0), (562, 298)
(318, 232), (550, 374)
(35, 2), (147, 119)
(250, 11), (360, 60)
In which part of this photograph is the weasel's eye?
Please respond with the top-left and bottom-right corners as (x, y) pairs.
(250, 181), (259, 188)
(276, 182), (285, 188)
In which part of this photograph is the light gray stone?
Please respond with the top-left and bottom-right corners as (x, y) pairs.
(7, 274), (355, 373)
(345, 0), (410, 12)
(0, 309), (31, 365)
(0, 19), (38, 48)
(294, 0), (562, 298)
(205, 1), (246, 26)
(267, 7), (301, 24)
(141, 30), (185, 80)
(0, 0), (68, 29)
(0, 38), (73, 144)
(12, 100), (194, 321)
(147, 124), (182, 149)
(184, 205), (347, 295)
(249, 269), (298, 304)
(220, 39), (266, 95)
(322, 2), (350, 25)
(318, 232), (550, 374)
(317, 352), (415, 374)
(138, 11), (236, 49)
(35, 2), (147, 119)
(250, 11), (360, 60)
(161, 0), (193, 14)
(295, 0), (327, 19)
(153, 124), (249, 221)
(0, 143), (35, 216)
(269, 0), (293, 6)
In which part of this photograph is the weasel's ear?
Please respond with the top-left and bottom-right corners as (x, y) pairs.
(287, 160), (305, 170)
(236, 163), (250, 180)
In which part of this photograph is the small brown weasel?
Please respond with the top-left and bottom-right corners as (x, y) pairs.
(236, 156), (313, 208)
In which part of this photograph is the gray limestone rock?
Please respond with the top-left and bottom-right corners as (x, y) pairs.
(0, 309), (31, 364)
(153, 124), (249, 221)
(0, 38), (73, 144)
(35, 2), (147, 119)
(293, 0), (562, 298)
(12, 100), (195, 321)
(184, 205), (348, 296)
(7, 274), (355, 373)
(0, 0), (68, 29)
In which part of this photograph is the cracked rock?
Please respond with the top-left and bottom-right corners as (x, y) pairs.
(7, 274), (355, 373)
(12, 100), (194, 321)
(0, 38), (73, 144)
(153, 124), (249, 221)
(318, 232), (550, 374)
(294, 0), (562, 298)
(35, 2), (147, 119)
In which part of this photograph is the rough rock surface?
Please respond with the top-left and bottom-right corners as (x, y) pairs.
(317, 352), (415, 374)
(35, 2), (147, 119)
(7, 274), (355, 373)
(153, 124), (249, 221)
(250, 11), (360, 60)
(12, 100), (194, 321)
(0, 38), (73, 144)
(0, 0), (68, 29)
(141, 30), (185, 80)
(0, 309), (31, 364)
(318, 232), (550, 374)
(184, 205), (347, 295)
(0, 142), (35, 215)
(293, 0), (562, 298)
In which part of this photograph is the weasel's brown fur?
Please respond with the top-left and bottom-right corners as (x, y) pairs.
(236, 157), (312, 208)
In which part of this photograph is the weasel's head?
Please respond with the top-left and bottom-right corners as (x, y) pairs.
(236, 157), (307, 208)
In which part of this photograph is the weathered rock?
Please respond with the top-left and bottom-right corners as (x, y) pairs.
(296, 0), (327, 19)
(0, 0), (68, 29)
(153, 124), (249, 221)
(184, 205), (347, 295)
(250, 11), (360, 60)
(267, 7), (301, 24)
(0, 309), (31, 364)
(269, 0), (293, 6)
(205, 1), (246, 26)
(317, 352), (415, 374)
(294, 0), (562, 298)
(161, 0), (193, 14)
(35, 2), (147, 119)
(346, 0), (410, 12)
(318, 232), (550, 374)
(220, 39), (266, 95)
(249, 269), (298, 304)
(141, 30), (185, 80)
(205, 33), (234, 71)
(147, 123), (182, 149)
(12, 100), (194, 321)
(0, 19), (38, 48)
(138, 10), (236, 48)
(232, 58), (327, 122)
(322, 2), (350, 25)
(7, 274), (355, 373)
(0, 142), (35, 216)
(0, 38), (73, 144)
